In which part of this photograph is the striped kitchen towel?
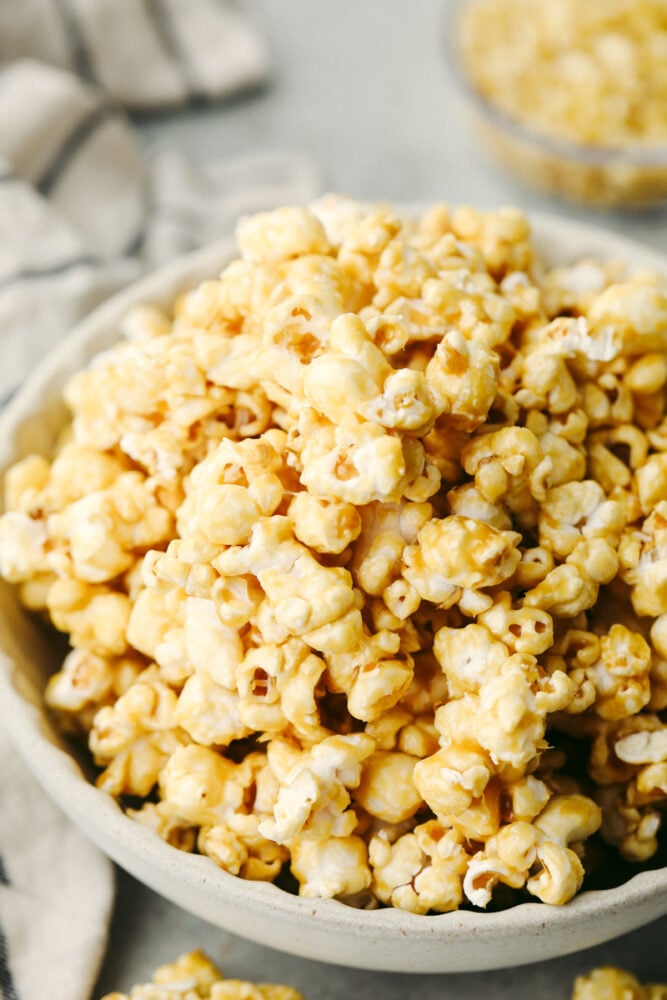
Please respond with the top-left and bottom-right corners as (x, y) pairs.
(0, 0), (269, 110)
(0, 721), (114, 1000)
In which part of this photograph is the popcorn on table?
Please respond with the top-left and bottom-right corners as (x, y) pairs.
(100, 950), (303, 1000)
(571, 966), (667, 1000)
(99, 953), (667, 999)
(3, 195), (667, 913)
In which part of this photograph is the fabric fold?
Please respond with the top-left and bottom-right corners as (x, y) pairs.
(0, 724), (115, 1000)
(0, 0), (270, 110)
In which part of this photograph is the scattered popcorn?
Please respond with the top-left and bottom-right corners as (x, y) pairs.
(99, 955), (667, 1000)
(571, 966), (667, 1000)
(99, 950), (304, 1000)
(4, 197), (667, 917)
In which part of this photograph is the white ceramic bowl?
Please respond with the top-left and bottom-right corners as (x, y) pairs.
(2, 214), (667, 974)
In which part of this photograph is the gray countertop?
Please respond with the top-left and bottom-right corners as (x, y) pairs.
(95, 1), (667, 994)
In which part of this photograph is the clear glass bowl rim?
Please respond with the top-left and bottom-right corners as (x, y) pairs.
(444, 0), (667, 168)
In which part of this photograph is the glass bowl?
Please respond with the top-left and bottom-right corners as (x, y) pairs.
(446, 0), (667, 209)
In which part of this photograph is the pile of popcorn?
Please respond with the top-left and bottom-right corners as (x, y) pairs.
(99, 953), (667, 1000)
(100, 950), (303, 1000)
(3, 196), (667, 913)
(460, 0), (667, 148)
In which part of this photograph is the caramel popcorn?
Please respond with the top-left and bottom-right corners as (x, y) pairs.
(4, 197), (667, 917)
(101, 955), (667, 1000)
(462, 792), (601, 908)
(571, 967), (667, 1000)
(100, 950), (304, 1000)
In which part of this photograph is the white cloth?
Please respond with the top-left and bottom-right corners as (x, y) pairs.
(0, 724), (114, 1000)
(0, 0), (269, 110)
(0, 5), (321, 997)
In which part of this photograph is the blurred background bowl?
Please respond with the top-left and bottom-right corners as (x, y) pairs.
(2, 213), (667, 974)
(446, 0), (667, 209)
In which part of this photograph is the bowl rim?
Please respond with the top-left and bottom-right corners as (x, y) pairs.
(444, 0), (667, 167)
(2, 208), (667, 970)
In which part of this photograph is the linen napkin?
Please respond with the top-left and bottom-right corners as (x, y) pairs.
(0, 0), (269, 110)
(0, 5), (322, 998)
(0, 724), (114, 1000)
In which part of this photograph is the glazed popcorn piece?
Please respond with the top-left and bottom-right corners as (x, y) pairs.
(100, 950), (304, 1000)
(290, 833), (372, 899)
(461, 427), (552, 516)
(402, 514), (522, 616)
(259, 733), (375, 843)
(369, 819), (469, 914)
(620, 503), (667, 617)
(571, 966), (667, 1000)
(4, 196), (667, 915)
(462, 793), (601, 907)
(590, 711), (667, 863)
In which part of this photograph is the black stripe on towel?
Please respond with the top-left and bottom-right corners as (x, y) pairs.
(122, 224), (148, 258)
(142, 0), (205, 103)
(0, 927), (19, 1000)
(37, 104), (113, 196)
(51, 0), (97, 84)
(0, 855), (19, 1000)
(0, 254), (99, 295)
